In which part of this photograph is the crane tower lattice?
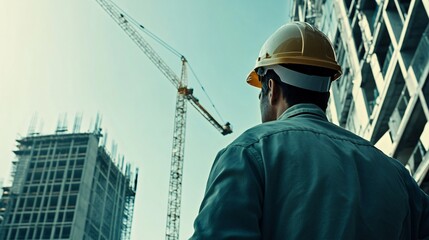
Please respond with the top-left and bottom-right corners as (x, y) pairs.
(94, 1), (232, 239)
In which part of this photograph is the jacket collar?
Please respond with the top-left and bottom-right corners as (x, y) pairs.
(277, 103), (328, 121)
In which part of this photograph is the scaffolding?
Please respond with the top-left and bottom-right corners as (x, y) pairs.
(1, 117), (139, 239)
(291, 0), (324, 27)
(121, 164), (138, 240)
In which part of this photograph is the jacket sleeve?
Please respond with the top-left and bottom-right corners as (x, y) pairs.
(190, 145), (264, 240)
(404, 168), (429, 239)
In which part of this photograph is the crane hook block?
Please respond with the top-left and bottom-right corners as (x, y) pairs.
(221, 122), (233, 135)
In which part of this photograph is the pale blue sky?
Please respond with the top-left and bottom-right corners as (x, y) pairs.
(0, 1), (290, 239)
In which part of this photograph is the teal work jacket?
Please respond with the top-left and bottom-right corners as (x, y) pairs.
(190, 104), (429, 240)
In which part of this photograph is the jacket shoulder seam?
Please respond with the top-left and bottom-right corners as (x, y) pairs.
(231, 128), (373, 148)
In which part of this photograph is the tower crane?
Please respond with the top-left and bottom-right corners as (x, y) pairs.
(94, 0), (233, 239)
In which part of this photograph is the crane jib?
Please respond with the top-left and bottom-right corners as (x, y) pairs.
(95, 1), (232, 239)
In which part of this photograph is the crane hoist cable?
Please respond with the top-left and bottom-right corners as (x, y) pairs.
(107, 0), (182, 58)
(95, 1), (232, 239)
(188, 64), (225, 123)
(106, 0), (226, 123)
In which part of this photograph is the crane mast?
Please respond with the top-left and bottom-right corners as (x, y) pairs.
(94, 0), (232, 239)
(166, 60), (188, 240)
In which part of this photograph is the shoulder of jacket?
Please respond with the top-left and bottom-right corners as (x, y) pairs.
(226, 121), (292, 148)
(228, 118), (374, 149)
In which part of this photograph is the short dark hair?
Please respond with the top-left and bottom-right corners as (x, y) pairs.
(260, 65), (331, 111)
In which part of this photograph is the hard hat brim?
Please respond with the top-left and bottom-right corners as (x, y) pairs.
(246, 70), (262, 88)
(256, 56), (342, 81)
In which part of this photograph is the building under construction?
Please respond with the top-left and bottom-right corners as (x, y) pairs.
(0, 128), (138, 239)
(291, 0), (429, 192)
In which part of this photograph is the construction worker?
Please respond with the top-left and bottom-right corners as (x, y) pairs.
(190, 22), (429, 239)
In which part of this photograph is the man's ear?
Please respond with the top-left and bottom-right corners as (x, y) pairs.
(268, 78), (280, 105)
